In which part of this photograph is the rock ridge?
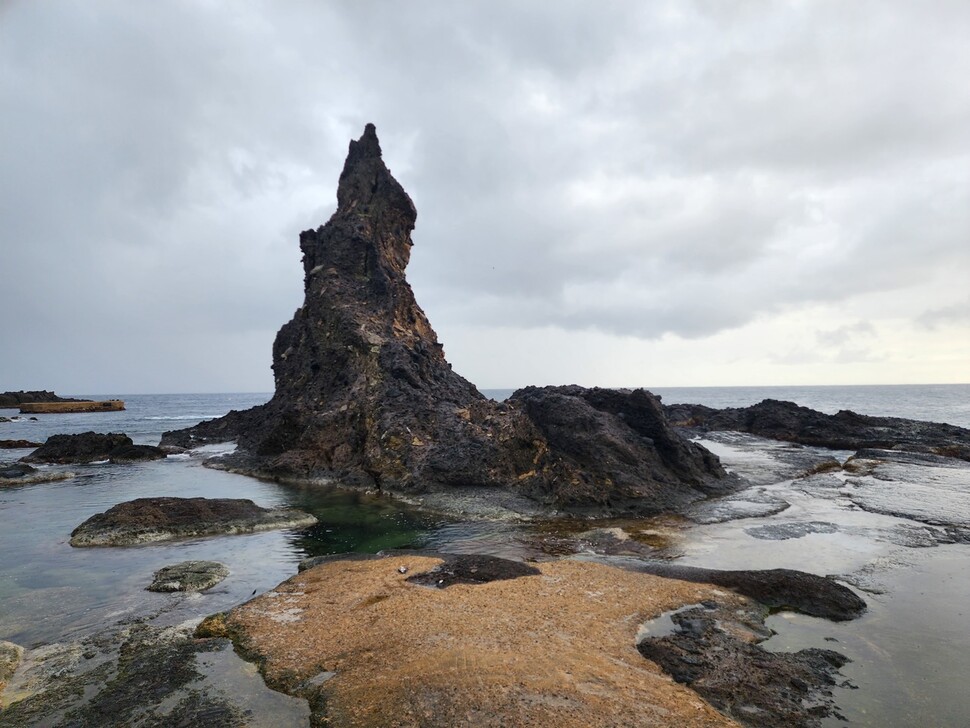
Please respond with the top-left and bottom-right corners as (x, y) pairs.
(664, 398), (970, 461)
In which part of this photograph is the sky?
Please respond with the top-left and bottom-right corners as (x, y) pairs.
(1, 1), (968, 394)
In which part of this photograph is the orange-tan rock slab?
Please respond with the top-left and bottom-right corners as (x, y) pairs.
(204, 557), (744, 727)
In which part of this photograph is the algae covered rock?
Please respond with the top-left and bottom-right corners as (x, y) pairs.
(147, 561), (230, 592)
(70, 497), (317, 546)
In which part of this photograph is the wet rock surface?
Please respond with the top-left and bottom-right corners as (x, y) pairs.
(666, 398), (970, 461)
(21, 432), (166, 465)
(70, 497), (318, 546)
(638, 602), (849, 728)
(0, 463), (74, 487)
(842, 451), (970, 529)
(746, 521), (840, 540)
(161, 125), (731, 518)
(0, 620), (309, 727)
(147, 561), (231, 592)
(687, 488), (792, 524)
(578, 556), (866, 621)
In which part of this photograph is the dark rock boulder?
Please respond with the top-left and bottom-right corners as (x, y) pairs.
(162, 125), (731, 517)
(578, 556), (866, 621)
(638, 601), (849, 728)
(147, 561), (230, 592)
(70, 497), (318, 546)
(0, 463), (37, 479)
(405, 553), (541, 588)
(0, 462), (74, 487)
(665, 398), (970, 462)
(0, 439), (43, 449)
(106, 443), (168, 464)
(510, 385), (733, 513)
(21, 432), (166, 464)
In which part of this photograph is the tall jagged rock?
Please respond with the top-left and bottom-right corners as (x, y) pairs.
(163, 125), (732, 516)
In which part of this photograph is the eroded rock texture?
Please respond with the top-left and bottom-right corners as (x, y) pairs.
(665, 398), (970, 462)
(162, 125), (729, 516)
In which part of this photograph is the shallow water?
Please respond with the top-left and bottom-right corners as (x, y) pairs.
(680, 434), (970, 728)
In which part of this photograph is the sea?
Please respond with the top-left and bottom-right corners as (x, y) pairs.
(1, 383), (969, 726)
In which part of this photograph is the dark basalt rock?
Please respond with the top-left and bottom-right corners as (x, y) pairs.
(21, 432), (166, 464)
(578, 556), (866, 621)
(70, 496), (318, 546)
(638, 601), (849, 728)
(147, 560), (230, 592)
(0, 462), (75, 487)
(0, 439), (42, 449)
(406, 553), (541, 588)
(0, 463), (37, 479)
(162, 125), (731, 517)
(665, 398), (970, 462)
(0, 390), (87, 408)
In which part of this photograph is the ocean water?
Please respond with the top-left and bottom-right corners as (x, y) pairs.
(2, 385), (969, 726)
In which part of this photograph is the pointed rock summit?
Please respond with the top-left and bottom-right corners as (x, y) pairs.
(163, 125), (731, 516)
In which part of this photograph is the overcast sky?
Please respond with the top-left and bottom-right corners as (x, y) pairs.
(2, 1), (968, 395)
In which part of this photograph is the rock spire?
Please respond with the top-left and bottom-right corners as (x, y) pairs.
(163, 125), (731, 516)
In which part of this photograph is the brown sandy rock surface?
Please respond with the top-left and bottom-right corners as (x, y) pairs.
(200, 556), (746, 727)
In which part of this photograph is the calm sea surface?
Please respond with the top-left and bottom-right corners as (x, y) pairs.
(2, 384), (969, 726)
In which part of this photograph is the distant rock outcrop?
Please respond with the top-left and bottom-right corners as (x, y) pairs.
(162, 125), (731, 517)
(22, 432), (166, 464)
(664, 398), (970, 462)
(0, 390), (87, 408)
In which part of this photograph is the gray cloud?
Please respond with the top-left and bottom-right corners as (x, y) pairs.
(1, 1), (968, 392)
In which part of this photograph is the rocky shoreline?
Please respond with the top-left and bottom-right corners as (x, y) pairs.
(196, 553), (858, 728)
(4, 126), (967, 726)
(665, 398), (970, 462)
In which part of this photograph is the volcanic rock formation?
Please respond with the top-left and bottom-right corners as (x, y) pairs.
(163, 124), (731, 516)
(664, 398), (970, 462)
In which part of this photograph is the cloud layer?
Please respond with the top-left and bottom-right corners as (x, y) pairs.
(2, 1), (968, 392)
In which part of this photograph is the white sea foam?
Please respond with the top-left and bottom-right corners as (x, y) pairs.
(191, 442), (238, 457)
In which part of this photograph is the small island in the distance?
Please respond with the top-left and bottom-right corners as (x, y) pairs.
(0, 390), (124, 414)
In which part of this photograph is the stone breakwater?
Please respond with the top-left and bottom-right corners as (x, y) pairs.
(18, 400), (125, 414)
(163, 125), (733, 518)
(0, 391), (86, 408)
